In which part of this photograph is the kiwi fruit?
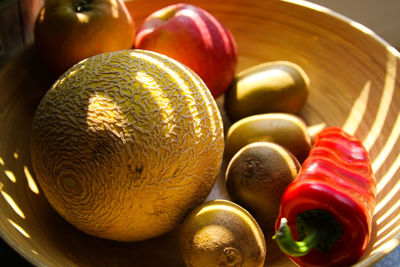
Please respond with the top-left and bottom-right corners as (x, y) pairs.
(225, 142), (301, 232)
(224, 113), (312, 162)
(179, 199), (266, 267)
(224, 61), (309, 122)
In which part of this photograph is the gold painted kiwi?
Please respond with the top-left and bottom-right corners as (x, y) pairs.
(224, 113), (311, 162)
(225, 61), (309, 122)
(225, 142), (300, 232)
(179, 199), (266, 267)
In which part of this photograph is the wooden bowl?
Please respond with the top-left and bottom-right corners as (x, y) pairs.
(1, 0), (400, 266)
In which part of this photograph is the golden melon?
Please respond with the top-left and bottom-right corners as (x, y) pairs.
(30, 49), (224, 242)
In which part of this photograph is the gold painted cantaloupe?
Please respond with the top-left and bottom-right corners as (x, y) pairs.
(30, 49), (224, 242)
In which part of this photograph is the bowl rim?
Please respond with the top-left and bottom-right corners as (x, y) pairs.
(285, 1), (400, 264)
(282, 0), (400, 58)
(281, 1), (400, 265)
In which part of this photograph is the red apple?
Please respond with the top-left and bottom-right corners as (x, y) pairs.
(34, 0), (136, 76)
(135, 3), (238, 98)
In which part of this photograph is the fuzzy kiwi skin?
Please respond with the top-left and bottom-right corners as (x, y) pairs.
(225, 142), (300, 232)
(224, 61), (309, 122)
(179, 199), (266, 267)
(224, 113), (311, 163)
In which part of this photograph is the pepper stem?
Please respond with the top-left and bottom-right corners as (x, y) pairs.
(273, 218), (320, 257)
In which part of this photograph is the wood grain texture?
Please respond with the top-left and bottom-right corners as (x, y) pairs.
(0, 0), (400, 266)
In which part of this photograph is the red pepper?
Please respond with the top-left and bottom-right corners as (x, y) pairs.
(273, 127), (376, 267)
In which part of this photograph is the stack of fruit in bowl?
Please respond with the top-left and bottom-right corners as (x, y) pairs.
(5, 0), (380, 266)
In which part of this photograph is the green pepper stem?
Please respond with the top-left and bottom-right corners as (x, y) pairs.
(273, 218), (320, 257)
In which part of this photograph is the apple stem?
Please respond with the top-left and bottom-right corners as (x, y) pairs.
(74, 0), (90, 13)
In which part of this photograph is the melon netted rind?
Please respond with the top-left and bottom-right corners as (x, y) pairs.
(30, 49), (224, 241)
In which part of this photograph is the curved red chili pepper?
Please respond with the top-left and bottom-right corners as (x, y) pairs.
(273, 127), (376, 267)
